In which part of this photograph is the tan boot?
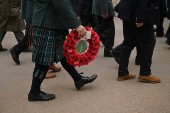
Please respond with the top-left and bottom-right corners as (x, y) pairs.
(117, 74), (136, 81)
(49, 64), (61, 72)
(45, 72), (56, 79)
(138, 75), (161, 83)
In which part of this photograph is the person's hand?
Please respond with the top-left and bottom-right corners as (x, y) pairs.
(102, 14), (109, 19)
(136, 23), (143, 27)
(75, 25), (87, 38)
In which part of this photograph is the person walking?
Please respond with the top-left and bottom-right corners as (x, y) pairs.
(92, 0), (115, 57)
(28, 0), (97, 101)
(0, 0), (25, 51)
(117, 0), (161, 83)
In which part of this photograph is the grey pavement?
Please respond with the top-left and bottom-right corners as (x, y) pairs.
(0, 17), (170, 113)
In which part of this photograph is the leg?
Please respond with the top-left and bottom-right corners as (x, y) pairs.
(60, 57), (97, 89)
(112, 44), (123, 64)
(94, 16), (104, 44)
(13, 31), (24, 43)
(102, 16), (115, 53)
(0, 31), (7, 51)
(135, 24), (156, 76)
(10, 33), (29, 65)
(156, 18), (164, 37)
(135, 24), (160, 83)
(118, 21), (136, 77)
(28, 63), (55, 101)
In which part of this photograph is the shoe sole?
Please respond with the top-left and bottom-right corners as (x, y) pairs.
(10, 49), (20, 65)
(138, 79), (161, 84)
(117, 77), (136, 81)
(28, 95), (55, 101)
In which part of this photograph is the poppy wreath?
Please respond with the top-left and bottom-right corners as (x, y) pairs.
(63, 26), (100, 67)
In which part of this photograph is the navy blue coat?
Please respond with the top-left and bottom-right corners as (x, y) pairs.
(79, 0), (93, 15)
(118, 0), (160, 25)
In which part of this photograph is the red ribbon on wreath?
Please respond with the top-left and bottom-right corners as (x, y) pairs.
(63, 26), (100, 67)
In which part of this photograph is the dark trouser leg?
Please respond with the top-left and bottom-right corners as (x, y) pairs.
(60, 57), (81, 82)
(136, 25), (156, 76)
(118, 21), (136, 77)
(0, 31), (7, 49)
(94, 16), (115, 54)
(156, 18), (164, 36)
(13, 31), (24, 43)
(94, 16), (104, 44)
(30, 63), (49, 94)
(113, 44), (122, 56)
(13, 34), (29, 54)
(102, 17), (115, 52)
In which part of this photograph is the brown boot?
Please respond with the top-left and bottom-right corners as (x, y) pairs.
(117, 74), (136, 81)
(138, 75), (161, 83)
(45, 72), (56, 79)
(49, 64), (61, 72)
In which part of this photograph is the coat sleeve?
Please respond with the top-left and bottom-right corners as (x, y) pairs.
(50, 0), (81, 29)
(99, 0), (108, 14)
(1, 0), (10, 16)
(135, 0), (147, 23)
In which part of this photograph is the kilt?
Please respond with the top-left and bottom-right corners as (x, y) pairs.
(32, 27), (65, 66)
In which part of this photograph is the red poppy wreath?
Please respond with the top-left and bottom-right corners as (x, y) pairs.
(63, 26), (100, 67)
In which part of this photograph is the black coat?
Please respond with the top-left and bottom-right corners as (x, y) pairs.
(79, 0), (93, 15)
(118, 0), (160, 25)
(158, 0), (167, 18)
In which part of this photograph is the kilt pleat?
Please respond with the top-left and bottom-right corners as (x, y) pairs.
(32, 27), (65, 66)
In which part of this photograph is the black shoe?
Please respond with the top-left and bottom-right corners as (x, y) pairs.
(28, 91), (55, 101)
(9, 48), (20, 65)
(0, 48), (8, 51)
(75, 74), (97, 89)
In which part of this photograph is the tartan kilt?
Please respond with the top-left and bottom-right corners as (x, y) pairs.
(32, 27), (65, 66)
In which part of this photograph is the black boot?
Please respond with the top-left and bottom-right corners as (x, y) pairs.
(9, 48), (20, 65)
(75, 74), (97, 89)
